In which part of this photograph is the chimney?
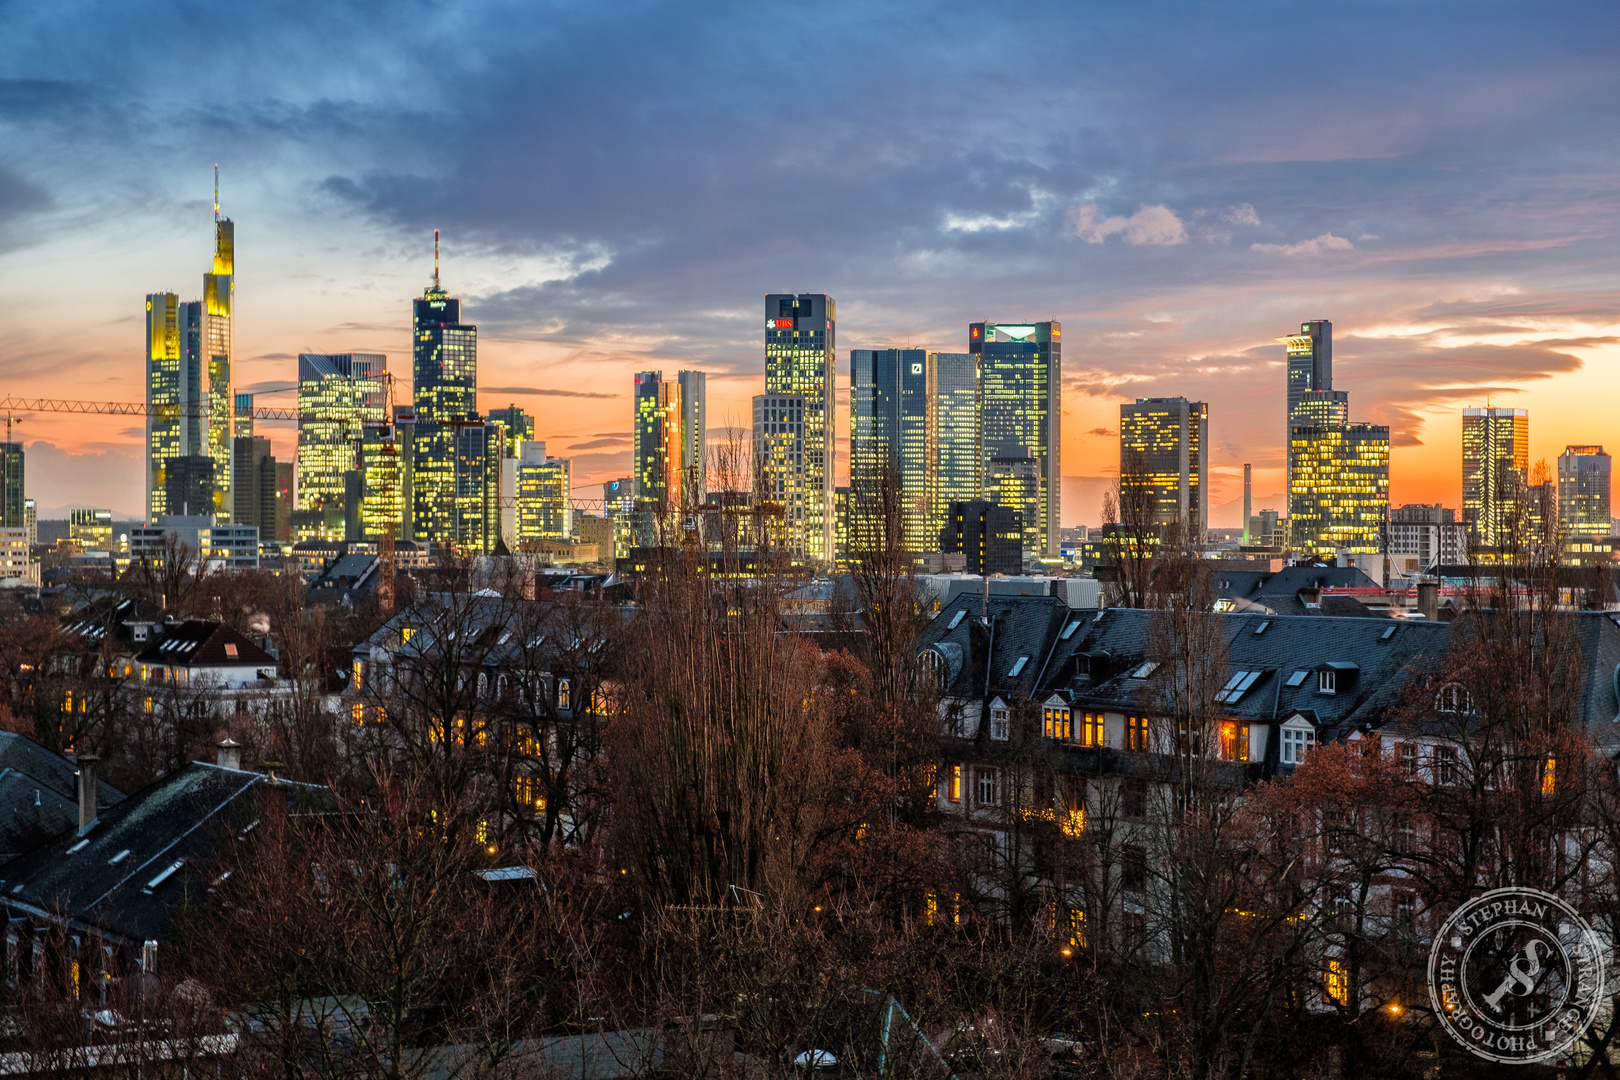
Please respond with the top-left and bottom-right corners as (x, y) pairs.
(216, 738), (242, 771)
(1242, 464), (1252, 546)
(1418, 580), (1439, 621)
(77, 754), (99, 832)
(981, 573), (990, 623)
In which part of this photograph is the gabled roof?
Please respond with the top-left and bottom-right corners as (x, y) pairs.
(132, 620), (277, 668)
(0, 733), (123, 810)
(60, 597), (166, 647)
(0, 762), (328, 943)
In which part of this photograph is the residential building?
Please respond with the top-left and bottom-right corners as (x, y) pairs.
(766, 294), (836, 564)
(203, 193), (236, 521)
(849, 348), (929, 554)
(129, 516), (258, 570)
(942, 500), (1022, 576)
(512, 441), (573, 544)
(752, 393), (807, 558)
(0, 441), (22, 529)
(144, 293), (203, 519)
(970, 321), (1061, 557)
(163, 454), (215, 518)
(1462, 407), (1529, 549)
(1288, 422), (1390, 561)
(1281, 319), (1332, 490)
(411, 249), (479, 544)
(0, 732), (124, 859)
(678, 370), (707, 504)
(297, 352), (387, 517)
(1559, 445), (1611, 540)
(69, 509), (114, 550)
(1119, 398), (1208, 538)
(1389, 504), (1467, 574)
(632, 371), (682, 508)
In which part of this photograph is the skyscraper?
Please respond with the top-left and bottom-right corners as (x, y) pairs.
(145, 293), (203, 520)
(929, 352), (981, 546)
(1119, 398), (1209, 537)
(1558, 445), (1611, 540)
(297, 353), (387, 515)
(204, 175), (235, 522)
(453, 420), (502, 553)
(233, 435), (277, 539)
(970, 321), (1061, 558)
(359, 422), (407, 541)
(0, 443), (22, 529)
(165, 455), (216, 518)
(766, 295), (836, 564)
(753, 393), (807, 558)
(678, 370), (707, 504)
(633, 372), (682, 509)
(849, 348), (929, 553)
(1288, 423), (1389, 560)
(513, 441), (573, 543)
(1462, 407), (1529, 549)
(1282, 319), (1332, 490)
(487, 405), (535, 459)
(412, 236), (479, 545)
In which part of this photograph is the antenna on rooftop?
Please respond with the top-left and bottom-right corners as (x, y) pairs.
(434, 228), (440, 289)
(214, 164), (220, 222)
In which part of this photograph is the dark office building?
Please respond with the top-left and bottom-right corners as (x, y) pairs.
(487, 405), (535, 458)
(233, 436), (282, 542)
(164, 455), (214, 518)
(0, 443), (22, 529)
(969, 322), (1060, 557)
(942, 500), (1023, 576)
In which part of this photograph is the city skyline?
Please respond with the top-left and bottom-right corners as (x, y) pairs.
(3, 5), (1620, 521)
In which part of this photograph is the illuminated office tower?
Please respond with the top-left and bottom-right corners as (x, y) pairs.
(452, 421), (501, 553)
(23, 501), (34, 548)
(929, 352), (981, 545)
(1462, 407), (1529, 549)
(487, 405), (535, 458)
(144, 293), (203, 519)
(632, 372), (682, 509)
(70, 509), (114, 550)
(513, 441), (573, 543)
(358, 422), (407, 541)
(1292, 389), (1348, 429)
(849, 348), (929, 553)
(234, 392), (254, 440)
(1119, 398), (1209, 537)
(411, 237), (479, 543)
(765, 295), (835, 564)
(970, 321), (1061, 557)
(753, 393), (807, 557)
(296, 353), (387, 513)
(1287, 422), (1389, 560)
(1281, 320), (1332, 490)
(1558, 445), (1611, 540)
(0, 443), (22, 528)
(204, 175), (235, 521)
(678, 370), (707, 504)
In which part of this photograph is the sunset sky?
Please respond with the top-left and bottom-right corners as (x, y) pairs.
(2, 1), (1617, 522)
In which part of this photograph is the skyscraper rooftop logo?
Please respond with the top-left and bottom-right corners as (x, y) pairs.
(1428, 887), (1606, 1064)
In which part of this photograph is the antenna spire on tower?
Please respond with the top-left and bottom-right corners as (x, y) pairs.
(433, 228), (440, 289)
(214, 163), (220, 222)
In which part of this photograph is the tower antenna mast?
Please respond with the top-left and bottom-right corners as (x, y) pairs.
(214, 163), (220, 222)
(434, 228), (440, 289)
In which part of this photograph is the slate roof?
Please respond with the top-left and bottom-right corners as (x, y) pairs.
(60, 597), (166, 649)
(0, 733), (125, 857)
(0, 734), (124, 809)
(0, 762), (328, 943)
(132, 620), (277, 668)
(1210, 565), (1378, 604)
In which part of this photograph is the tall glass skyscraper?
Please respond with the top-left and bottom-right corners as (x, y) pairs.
(970, 321), (1060, 557)
(633, 371), (682, 509)
(678, 370), (707, 504)
(0, 443), (23, 529)
(1282, 319), (1332, 491)
(486, 405), (535, 459)
(297, 353), (387, 513)
(766, 295), (835, 564)
(753, 393), (807, 558)
(203, 194), (235, 522)
(849, 348), (929, 553)
(412, 254), (479, 545)
(1119, 398), (1209, 537)
(928, 352), (981, 548)
(1558, 445), (1611, 540)
(145, 293), (203, 520)
(1287, 422), (1389, 560)
(1462, 407), (1529, 549)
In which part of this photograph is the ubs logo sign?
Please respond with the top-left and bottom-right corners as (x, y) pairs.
(1428, 887), (1606, 1063)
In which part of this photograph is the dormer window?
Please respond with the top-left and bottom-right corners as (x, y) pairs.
(1318, 670), (1337, 695)
(1042, 702), (1071, 740)
(989, 701), (1010, 741)
(1281, 723), (1315, 765)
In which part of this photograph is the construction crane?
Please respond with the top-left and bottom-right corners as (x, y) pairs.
(0, 396), (299, 422)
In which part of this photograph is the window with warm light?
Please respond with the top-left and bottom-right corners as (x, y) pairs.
(1127, 715), (1148, 752)
(1542, 757), (1557, 794)
(1080, 711), (1103, 747)
(1221, 721), (1250, 762)
(1043, 706), (1071, 740)
(351, 703), (364, 725)
(1324, 959), (1349, 1006)
(949, 765), (962, 802)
